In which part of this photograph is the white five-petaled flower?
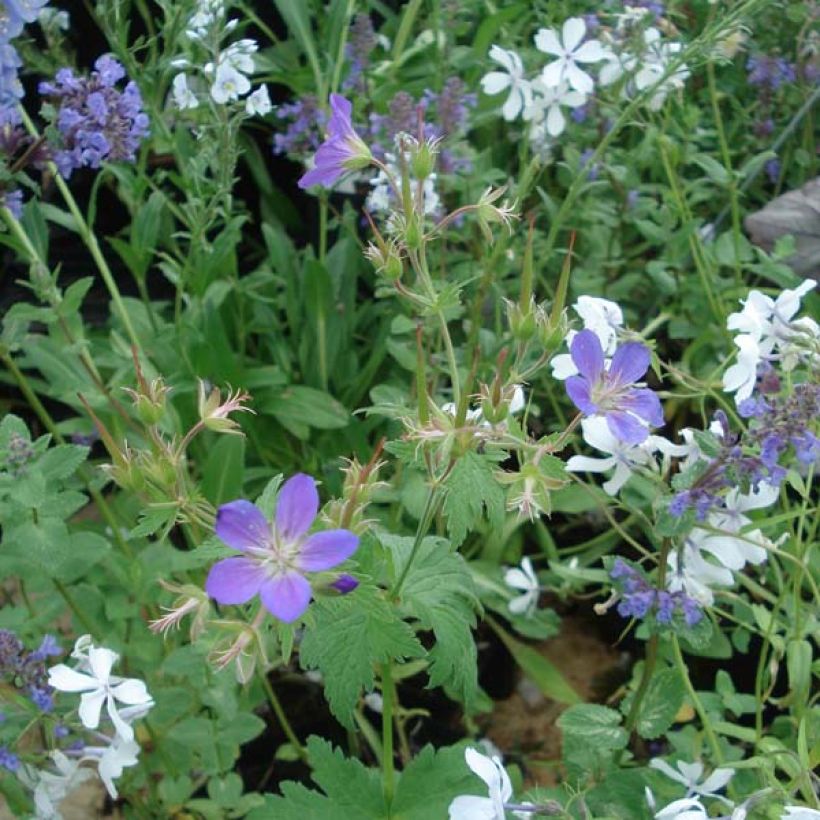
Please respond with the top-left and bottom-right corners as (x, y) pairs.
(723, 279), (818, 403)
(525, 78), (587, 138)
(81, 735), (141, 799)
(654, 796), (709, 820)
(448, 747), (513, 820)
(650, 758), (735, 805)
(481, 45), (533, 121)
(567, 417), (687, 496)
(633, 29), (690, 111)
(48, 645), (153, 743)
(172, 73), (199, 110)
(18, 751), (93, 820)
(551, 296), (624, 380)
(504, 557), (540, 616)
(210, 62), (251, 104)
(535, 17), (609, 94)
(245, 85), (272, 116)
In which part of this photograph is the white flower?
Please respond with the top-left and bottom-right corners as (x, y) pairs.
(696, 483), (777, 570)
(448, 747), (512, 820)
(782, 808), (820, 819)
(525, 79), (586, 138)
(633, 29), (689, 111)
(551, 296), (624, 380)
(567, 417), (654, 494)
(48, 645), (153, 743)
(650, 759), (734, 805)
(172, 73), (199, 110)
(363, 692), (384, 713)
(723, 280), (818, 401)
(221, 38), (258, 74)
(18, 751), (93, 820)
(504, 557), (539, 616)
(187, 0), (223, 38)
(367, 147), (440, 216)
(210, 63), (251, 104)
(655, 797), (709, 820)
(667, 539), (733, 606)
(81, 735), (140, 800)
(245, 85), (272, 116)
(722, 334), (762, 404)
(535, 17), (609, 94)
(481, 45), (533, 121)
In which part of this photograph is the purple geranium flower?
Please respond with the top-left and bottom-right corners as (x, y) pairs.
(205, 474), (359, 623)
(564, 329), (663, 444)
(297, 93), (371, 189)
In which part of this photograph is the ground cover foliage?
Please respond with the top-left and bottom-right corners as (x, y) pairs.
(0, 0), (818, 818)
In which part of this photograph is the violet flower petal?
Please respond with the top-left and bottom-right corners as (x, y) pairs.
(205, 557), (265, 605)
(565, 375), (597, 414)
(276, 473), (319, 540)
(299, 530), (359, 572)
(215, 500), (271, 552)
(606, 411), (648, 444)
(328, 93), (355, 139)
(570, 329), (605, 381)
(608, 341), (651, 385)
(259, 572), (312, 623)
(622, 387), (664, 426)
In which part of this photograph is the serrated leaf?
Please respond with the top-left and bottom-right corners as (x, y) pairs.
(621, 667), (685, 740)
(37, 444), (88, 481)
(380, 533), (481, 710)
(391, 744), (479, 819)
(442, 451), (504, 547)
(557, 704), (628, 749)
(248, 736), (385, 819)
(300, 586), (424, 727)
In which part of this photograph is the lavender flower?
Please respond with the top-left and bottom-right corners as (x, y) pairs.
(343, 13), (377, 94)
(206, 474), (359, 622)
(565, 329), (664, 444)
(38, 55), (149, 178)
(747, 54), (796, 90)
(0, 746), (20, 772)
(610, 559), (702, 627)
(0, 630), (57, 711)
(0, 43), (22, 107)
(297, 94), (372, 189)
(273, 95), (326, 156)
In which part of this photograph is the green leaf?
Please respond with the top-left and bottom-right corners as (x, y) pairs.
(622, 667), (685, 740)
(262, 385), (350, 433)
(37, 444), (88, 482)
(490, 620), (579, 705)
(558, 704), (628, 779)
(381, 534), (481, 710)
(391, 744), (478, 819)
(248, 736), (385, 819)
(200, 435), (245, 506)
(558, 704), (628, 747)
(441, 451), (504, 547)
(300, 586), (424, 727)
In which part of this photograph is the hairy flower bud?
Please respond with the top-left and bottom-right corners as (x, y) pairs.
(505, 298), (537, 342)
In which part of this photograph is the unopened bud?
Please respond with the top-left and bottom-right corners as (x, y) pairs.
(537, 305), (568, 354)
(409, 138), (440, 180)
(505, 298), (537, 342)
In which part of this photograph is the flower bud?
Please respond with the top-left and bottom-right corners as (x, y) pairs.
(537, 305), (569, 354)
(505, 298), (537, 342)
(409, 137), (440, 180)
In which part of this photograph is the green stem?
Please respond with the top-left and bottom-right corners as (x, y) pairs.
(258, 670), (308, 762)
(54, 578), (98, 637)
(706, 60), (742, 283)
(17, 108), (141, 350)
(671, 634), (724, 764)
(391, 486), (438, 601)
(381, 662), (395, 806)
